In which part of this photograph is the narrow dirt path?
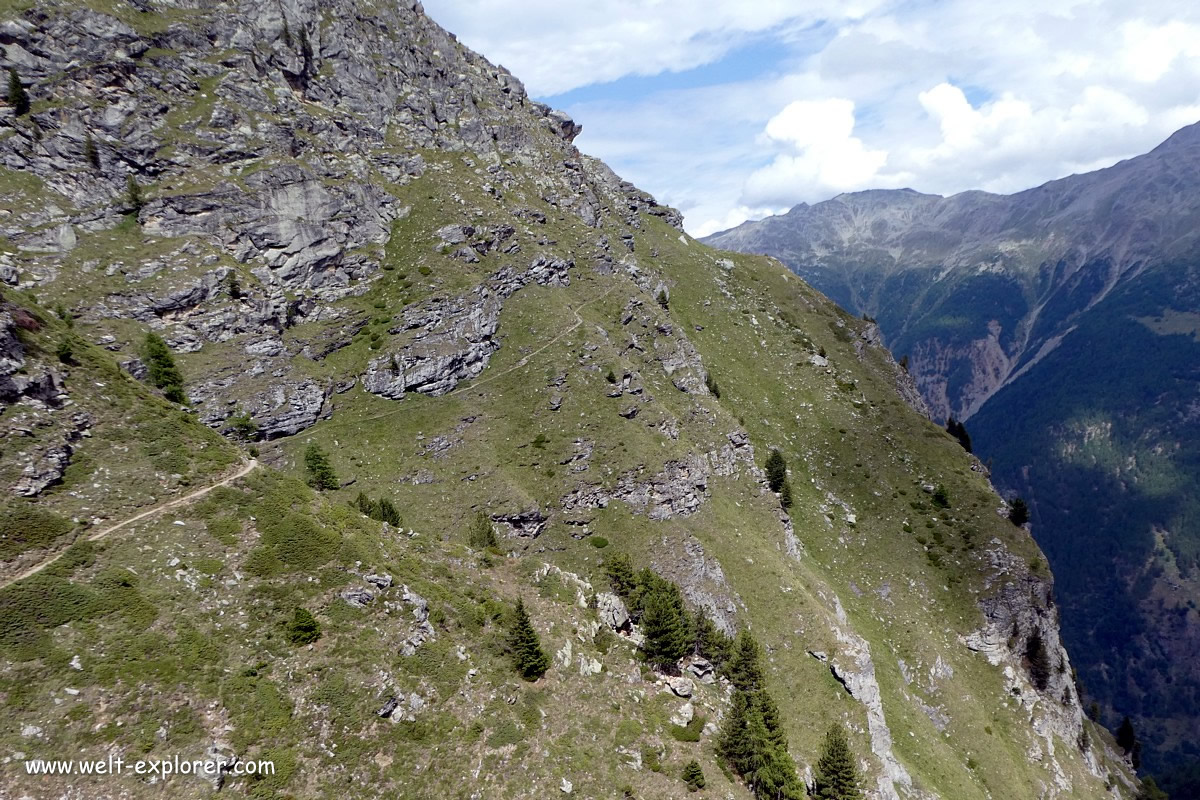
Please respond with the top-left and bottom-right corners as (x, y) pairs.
(0, 458), (258, 590)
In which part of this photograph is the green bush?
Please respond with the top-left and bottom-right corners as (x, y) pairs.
(467, 512), (497, 549)
(670, 714), (706, 742)
(0, 505), (74, 560)
(285, 607), (321, 645)
(683, 759), (706, 792)
(588, 536), (609, 549)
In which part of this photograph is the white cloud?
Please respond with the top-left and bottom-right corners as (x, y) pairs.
(741, 99), (889, 205)
(422, 0), (1200, 235)
(421, 0), (882, 96)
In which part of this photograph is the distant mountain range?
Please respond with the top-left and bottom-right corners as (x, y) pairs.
(704, 125), (1200, 784)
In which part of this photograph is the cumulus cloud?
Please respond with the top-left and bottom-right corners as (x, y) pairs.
(741, 99), (889, 206)
(421, 0), (1200, 235)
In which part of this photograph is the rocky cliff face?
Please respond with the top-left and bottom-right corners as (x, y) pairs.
(703, 127), (1200, 779)
(0, 2), (1135, 799)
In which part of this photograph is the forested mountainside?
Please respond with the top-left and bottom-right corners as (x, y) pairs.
(703, 126), (1200, 788)
(0, 1), (1137, 798)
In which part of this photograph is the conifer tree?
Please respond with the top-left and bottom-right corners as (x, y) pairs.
(641, 580), (691, 670)
(303, 442), (339, 490)
(946, 417), (973, 453)
(1026, 628), (1052, 691)
(468, 512), (497, 549)
(656, 288), (669, 309)
(725, 629), (766, 692)
(765, 449), (788, 493)
(693, 609), (732, 668)
(7, 68), (28, 116)
(1116, 716), (1138, 760)
(84, 132), (100, 170)
(141, 332), (188, 403)
(705, 371), (721, 399)
(126, 174), (145, 212)
(814, 724), (862, 800)
(354, 491), (376, 517)
(717, 689), (752, 770)
(603, 551), (637, 598)
(779, 478), (794, 510)
(682, 759), (706, 792)
(1009, 497), (1030, 527)
(375, 497), (401, 526)
(508, 597), (550, 680)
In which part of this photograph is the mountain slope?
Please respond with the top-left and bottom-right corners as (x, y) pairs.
(703, 125), (1200, 778)
(0, 1), (1134, 798)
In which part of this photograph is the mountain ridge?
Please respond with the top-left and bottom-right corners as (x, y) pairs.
(703, 123), (1200, 783)
(0, 1), (1138, 798)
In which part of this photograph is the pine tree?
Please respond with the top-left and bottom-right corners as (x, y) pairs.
(7, 68), (29, 116)
(1026, 628), (1052, 691)
(508, 597), (550, 680)
(946, 417), (973, 453)
(705, 371), (721, 399)
(126, 174), (145, 212)
(141, 332), (188, 403)
(303, 442), (339, 490)
(375, 498), (401, 526)
(468, 512), (497, 549)
(725, 629), (766, 692)
(83, 133), (100, 170)
(656, 288), (669, 309)
(354, 491), (375, 517)
(603, 551), (637, 598)
(693, 609), (732, 668)
(717, 689), (752, 772)
(813, 724), (862, 800)
(682, 759), (706, 792)
(1116, 716), (1141, 769)
(641, 580), (691, 670)
(779, 478), (794, 510)
(765, 449), (788, 493)
(1009, 497), (1030, 527)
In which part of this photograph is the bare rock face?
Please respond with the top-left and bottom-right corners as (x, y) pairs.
(0, 0), (679, 442)
(596, 592), (631, 631)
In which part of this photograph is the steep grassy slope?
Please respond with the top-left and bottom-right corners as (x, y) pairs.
(0, 1), (1137, 798)
(702, 126), (1200, 781)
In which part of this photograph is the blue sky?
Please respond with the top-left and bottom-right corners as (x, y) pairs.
(423, 0), (1200, 236)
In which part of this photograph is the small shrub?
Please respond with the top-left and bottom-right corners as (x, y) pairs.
(285, 608), (320, 645)
(670, 713), (705, 743)
(417, 265), (432, 276)
(468, 513), (497, 549)
(682, 759), (706, 792)
(656, 289), (669, 309)
(588, 536), (609, 549)
(606, 369), (617, 384)
(931, 484), (950, 509)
